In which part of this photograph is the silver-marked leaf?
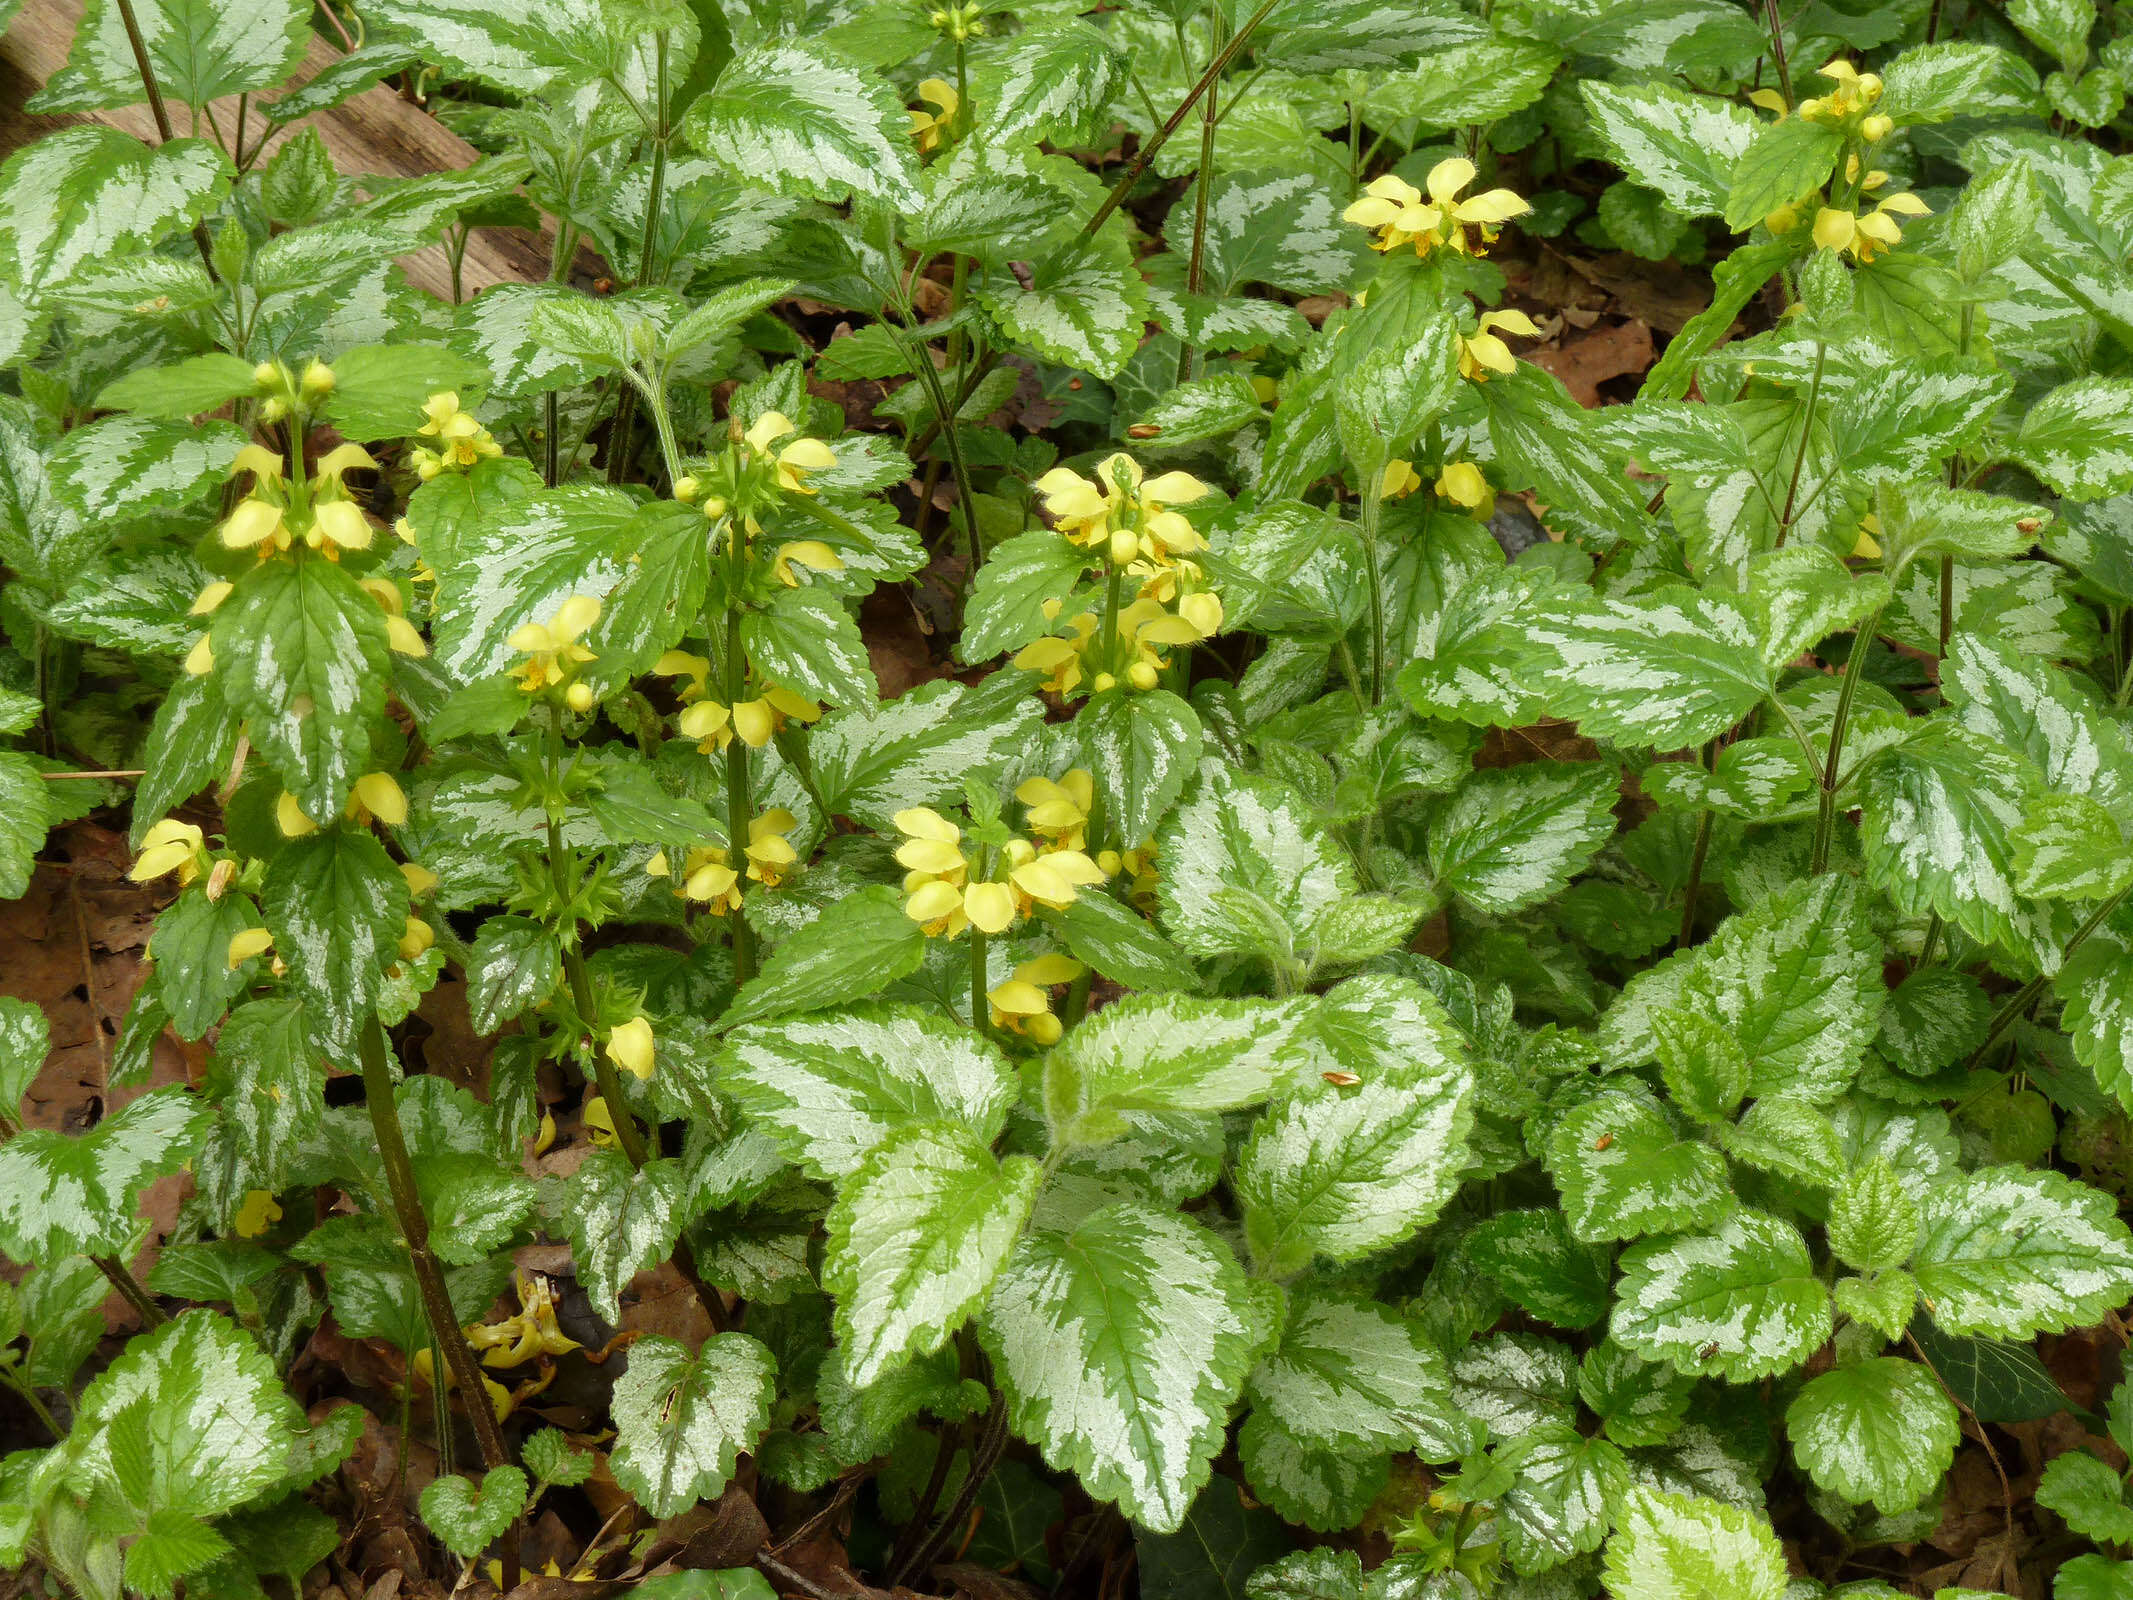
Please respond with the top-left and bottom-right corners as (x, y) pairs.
(975, 20), (1123, 148)
(824, 1121), (1040, 1387)
(2059, 935), (2133, 1113)
(1912, 1166), (2133, 1338)
(1945, 630), (2133, 817)
(1246, 1288), (1465, 1456)
(978, 226), (1150, 378)
(260, 831), (410, 1047)
(1181, 170), (1364, 297)
(1881, 40), (2044, 123)
(741, 585), (876, 708)
(609, 1332), (778, 1517)
(1073, 689), (1201, 853)
(1602, 1487), (1788, 1600)
(1579, 80), (1758, 218)
(1452, 1332), (1577, 1441)
(0, 1087), (208, 1262)
(1429, 762), (1617, 915)
(809, 678), (1047, 832)
(551, 1148), (686, 1321)
(1236, 1411), (1388, 1533)
(718, 885), (927, 1028)
(1544, 1087), (1730, 1244)
(1786, 1357), (1957, 1512)
(1395, 566), (1552, 727)
(451, 283), (607, 399)
(428, 484), (639, 682)
(36, 0), (307, 112)
(1046, 991), (1309, 1140)
(0, 128), (227, 300)
(1529, 586), (1769, 749)
(682, 42), (922, 208)
(1499, 1423), (1627, 1576)
(720, 1001), (1015, 1180)
(2012, 375), (2133, 500)
(980, 1201), (1256, 1533)
(1611, 1211), (1832, 1381)
(1157, 763), (1355, 962)
(49, 414), (245, 523)
(360, 0), (640, 95)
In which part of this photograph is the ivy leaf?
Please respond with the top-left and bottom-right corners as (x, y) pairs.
(1602, 1487), (1788, 1600)
(720, 1001), (1015, 1179)
(1786, 1358), (1958, 1513)
(1235, 977), (1473, 1275)
(1157, 764), (1356, 963)
(549, 1148), (685, 1321)
(975, 20), (1123, 147)
(211, 555), (391, 819)
(1544, 1087), (1730, 1244)
(1680, 874), (1883, 1102)
(1046, 992), (1307, 1141)
(418, 1466), (529, 1559)
(1912, 1166), (2133, 1338)
(683, 42), (919, 206)
(1245, 1287), (1466, 1456)
(0, 1087), (207, 1261)
(1579, 79), (1759, 218)
(980, 1202), (1257, 1533)
(1428, 762), (1617, 915)
(718, 885), (927, 1029)
(609, 1332), (779, 1518)
(2011, 375), (2133, 499)
(0, 128), (227, 299)
(824, 1122), (1040, 1388)
(1074, 690), (1202, 853)
(1611, 1211), (1832, 1381)
(261, 831), (411, 1047)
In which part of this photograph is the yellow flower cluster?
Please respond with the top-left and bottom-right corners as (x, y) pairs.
(409, 392), (502, 480)
(1035, 453), (1210, 570)
(647, 809), (799, 914)
(218, 443), (378, 557)
(1812, 179), (1929, 264)
(510, 595), (601, 709)
(895, 783), (1106, 938)
(129, 818), (207, 886)
(987, 952), (1085, 1045)
(679, 412), (840, 546)
(1754, 61), (1921, 261)
(275, 772), (407, 837)
(659, 651), (823, 752)
(1344, 158), (1529, 261)
(1015, 596), (1218, 697)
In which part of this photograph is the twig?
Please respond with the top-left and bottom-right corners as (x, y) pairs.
(891, 1395), (1010, 1587)
(756, 1554), (842, 1600)
(39, 769), (145, 781)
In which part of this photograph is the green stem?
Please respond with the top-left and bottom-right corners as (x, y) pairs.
(1811, 610), (1880, 875)
(1175, 3), (1226, 386)
(1760, 0), (1795, 109)
(112, 0), (219, 279)
(1678, 744), (1716, 950)
(902, 329), (984, 589)
(1917, 913), (1944, 968)
(358, 1016), (520, 1586)
(1357, 472), (1387, 706)
(94, 1255), (166, 1329)
(970, 927), (990, 1037)
(1775, 340), (1826, 541)
(1963, 886), (2131, 1070)
(722, 562), (758, 986)
(1, 1364), (62, 1440)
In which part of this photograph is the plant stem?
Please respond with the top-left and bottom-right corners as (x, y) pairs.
(1963, 887), (2131, 1070)
(1356, 470), (1387, 705)
(94, 1255), (166, 1327)
(1775, 340), (1826, 540)
(112, 0), (219, 279)
(1811, 611), (1880, 875)
(1175, 4), (1226, 386)
(1678, 804), (1714, 952)
(1760, 0), (1795, 109)
(903, 331), (984, 588)
(1918, 912), (1944, 968)
(969, 927), (990, 1036)
(890, 1392), (1010, 1587)
(1924, 0), (1946, 43)
(0, 1366), (61, 1439)
(357, 1016), (520, 1588)
(723, 571), (758, 987)
(606, 39), (672, 485)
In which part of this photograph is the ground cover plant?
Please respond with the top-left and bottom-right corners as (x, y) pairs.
(10, 0), (2133, 1596)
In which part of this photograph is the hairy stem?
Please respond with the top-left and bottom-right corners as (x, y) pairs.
(1964, 887), (2131, 1070)
(723, 570), (758, 986)
(358, 1015), (520, 1587)
(903, 330), (984, 589)
(1356, 469), (1387, 706)
(891, 1392), (1010, 1586)
(1811, 611), (1881, 875)
(1760, 0), (1795, 109)
(1174, 4), (1226, 386)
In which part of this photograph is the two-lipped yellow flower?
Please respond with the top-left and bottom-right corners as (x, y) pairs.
(1459, 309), (1540, 382)
(605, 1017), (656, 1081)
(895, 806), (1104, 937)
(1813, 192), (1930, 263)
(510, 595), (601, 700)
(909, 79), (959, 154)
(742, 412), (837, 496)
(987, 953), (1085, 1045)
(410, 392), (502, 479)
(1344, 158), (1529, 260)
(1034, 454), (1210, 569)
(130, 818), (207, 885)
(648, 809), (799, 913)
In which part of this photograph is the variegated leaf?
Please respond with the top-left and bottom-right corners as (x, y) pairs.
(681, 42), (922, 208)
(2011, 374), (2133, 499)
(428, 484), (638, 682)
(1911, 1166), (2133, 1338)
(1245, 1288), (1465, 1456)
(980, 1201), (1257, 1533)
(1046, 991), (1310, 1141)
(808, 679), (1047, 832)
(1236, 1411), (1388, 1533)
(1578, 80), (1759, 218)
(0, 1088), (209, 1261)
(1180, 169), (1364, 297)
(720, 1002), (1015, 1180)
(554, 1148), (686, 1321)
(1611, 1211), (1832, 1381)
(1603, 1487), (1788, 1600)
(978, 226), (1149, 378)
(1499, 1424), (1627, 1576)
(1529, 586), (1770, 749)
(35, 0), (307, 112)
(0, 128), (227, 300)
(824, 1121), (1040, 1387)
(1945, 630), (2133, 816)
(48, 414), (245, 523)
(1428, 762), (1618, 915)
(451, 283), (608, 399)
(1785, 1358), (1957, 1513)
(975, 20), (1123, 148)
(1072, 689), (1201, 853)
(1544, 1086), (1730, 1243)
(260, 831), (410, 1047)
(609, 1332), (778, 1517)
(1157, 763), (1355, 962)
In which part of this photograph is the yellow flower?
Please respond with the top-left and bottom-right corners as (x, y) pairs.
(233, 1189), (282, 1237)
(227, 926), (276, 969)
(734, 686), (821, 747)
(1007, 845), (1105, 914)
(1013, 613), (1096, 697)
(1851, 513), (1882, 561)
(276, 791), (317, 838)
(1036, 455), (1208, 568)
(360, 578), (428, 657)
(909, 77), (959, 154)
(398, 915), (434, 963)
(1459, 309), (1541, 382)
(220, 495), (289, 552)
(678, 698), (734, 752)
(510, 595), (601, 694)
(1343, 158), (1529, 259)
(895, 806), (970, 883)
(1812, 192), (1929, 263)
(583, 1095), (620, 1147)
(467, 1273), (581, 1369)
(742, 412), (836, 494)
(1436, 461), (1493, 514)
(650, 844), (742, 913)
(413, 392), (502, 476)
(744, 808), (799, 886)
(655, 650), (713, 702)
(773, 540), (844, 587)
(987, 952), (1084, 1043)
(130, 818), (206, 884)
(606, 1017), (656, 1081)
(1747, 88), (1790, 119)
(1800, 58), (1883, 125)
(1016, 771), (1094, 851)
(351, 771), (408, 827)
(1381, 459), (1423, 499)
(306, 496), (374, 553)
(402, 861), (439, 899)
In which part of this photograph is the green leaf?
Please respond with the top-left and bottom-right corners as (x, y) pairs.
(2011, 376), (2133, 500)
(1045, 891), (1200, 993)
(1137, 1478), (1297, 1596)
(824, 1122), (1040, 1387)
(2009, 0), (2096, 73)
(1046, 992), (1307, 1140)
(1723, 117), (1844, 230)
(1157, 764), (1355, 963)
(1827, 1160), (1923, 1274)
(0, 754), (51, 902)
(960, 530), (1095, 661)
(1786, 1358), (1958, 1512)
(1364, 35), (1560, 123)
(681, 42), (921, 208)
(322, 345), (490, 440)
(452, 283), (609, 399)
(1579, 80), (1758, 219)
(1478, 362), (1649, 548)
(1185, 170), (1363, 297)
(1466, 1207), (1614, 1329)
(2038, 1450), (2133, 1544)
(1911, 1320), (2067, 1423)
(1337, 314), (1463, 472)
(94, 353), (260, 418)
(48, 413), (244, 523)
(1395, 567), (1552, 727)
(34, 0), (307, 110)
(465, 916), (561, 1033)
(609, 1332), (779, 1518)
(360, 0), (647, 94)
(976, 20), (1123, 147)
(261, 831), (411, 1047)
(1429, 762), (1616, 915)
(418, 1466), (529, 1559)
(1612, 1210), (1832, 1380)
(211, 554), (390, 818)
(1945, 630), (2133, 814)
(0, 1088), (207, 1261)
(1131, 373), (1265, 447)
(1648, 1009), (1749, 1126)
(1074, 690), (1202, 864)
(197, 997), (322, 1217)
(980, 1201), (1257, 1533)
(1579, 1340), (1693, 1448)
(1880, 41), (2044, 123)
(0, 996), (48, 1118)
(1236, 1411), (1388, 1533)
(0, 128), (227, 300)
(809, 679), (1046, 832)
(718, 885), (927, 1029)
(63, 1309), (306, 1520)
(1602, 1487), (1788, 1600)
(721, 1000), (1015, 1179)
(124, 1510), (231, 1598)
(741, 586), (875, 708)
(552, 1147), (686, 1321)
(1871, 479), (2046, 577)
(1498, 1423), (1626, 1575)
(1530, 587), (1768, 749)
(978, 226), (1150, 378)
(1912, 1166), (2133, 1338)
(1246, 1287), (1464, 1455)
(2016, 792), (2133, 899)
(1235, 976), (1474, 1274)
(1544, 1087), (1730, 1244)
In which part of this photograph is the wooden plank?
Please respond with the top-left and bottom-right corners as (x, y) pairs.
(0, 0), (559, 299)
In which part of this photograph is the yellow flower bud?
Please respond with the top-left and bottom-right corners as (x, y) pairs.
(565, 681), (595, 712)
(606, 1017), (656, 1081)
(1860, 113), (1892, 143)
(301, 360), (335, 397)
(1093, 672), (1117, 693)
(353, 771), (407, 826)
(673, 475), (699, 502)
(227, 927), (275, 968)
(1127, 661), (1159, 690)
(253, 361), (280, 387)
